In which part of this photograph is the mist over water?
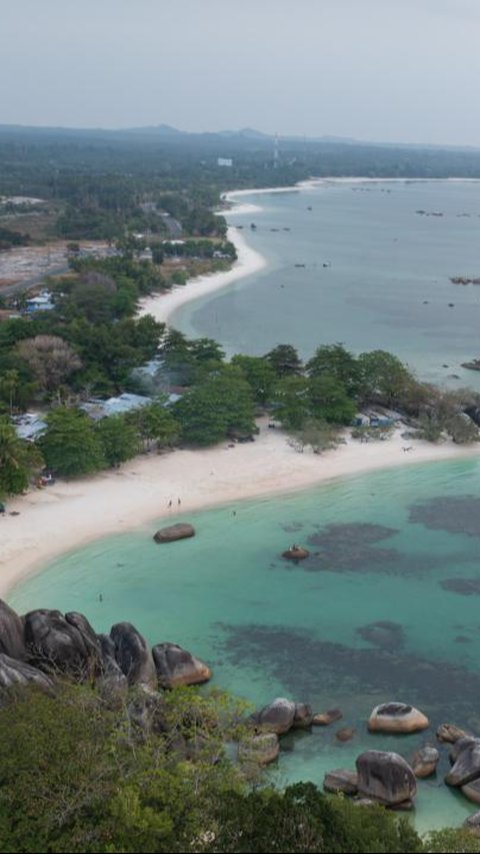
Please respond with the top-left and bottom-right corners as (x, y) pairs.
(10, 457), (480, 831)
(173, 181), (480, 388)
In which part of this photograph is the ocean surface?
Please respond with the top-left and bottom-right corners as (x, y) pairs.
(10, 456), (480, 832)
(172, 180), (480, 389)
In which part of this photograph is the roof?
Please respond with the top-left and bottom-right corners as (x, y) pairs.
(80, 392), (152, 420)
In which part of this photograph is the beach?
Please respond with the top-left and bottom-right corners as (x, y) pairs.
(2, 419), (479, 600)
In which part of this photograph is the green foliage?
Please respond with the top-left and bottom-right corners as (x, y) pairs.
(272, 375), (310, 430)
(211, 782), (422, 854)
(265, 344), (303, 378)
(358, 350), (414, 407)
(0, 417), (43, 498)
(426, 827), (480, 853)
(38, 408), (105, 476)
(292, 418), (341, 454)
(308, 374), (357, 424)
(127, 402), (179, 450)
(231, 355), (277, 405)
(173, 368), (255, 446)
(95, 415), (140, 466)
(307, 343), (360, 396)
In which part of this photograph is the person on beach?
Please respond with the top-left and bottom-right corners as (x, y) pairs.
(178, 498), (181, 506)
(168, 499), (173, 508)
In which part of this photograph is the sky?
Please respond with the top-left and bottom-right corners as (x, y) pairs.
(1, 0), (479, 146)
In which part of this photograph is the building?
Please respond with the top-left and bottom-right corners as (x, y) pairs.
(217, 158), (233, 167)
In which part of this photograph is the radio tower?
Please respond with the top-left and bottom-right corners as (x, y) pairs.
(273, 132), (279, 168)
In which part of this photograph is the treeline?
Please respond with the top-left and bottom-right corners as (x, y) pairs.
(0, 225), (30, 250)
(0, 682), (475, 853)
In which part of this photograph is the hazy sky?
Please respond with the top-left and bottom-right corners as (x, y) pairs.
(2, 0), (479, 145)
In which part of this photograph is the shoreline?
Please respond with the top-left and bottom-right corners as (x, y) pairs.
(2, 420), (479, 601)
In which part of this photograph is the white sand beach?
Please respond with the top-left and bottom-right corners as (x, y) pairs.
(138, 225), (267, 327)
(1, 420), (479, 600)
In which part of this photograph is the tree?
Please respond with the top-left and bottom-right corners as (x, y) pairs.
(127, 402), (179, 450)
(231, 355), (277, 405)
(264, 344), (303, 377)
(95, 415), (140, 466)
(38, 408), (105, 476)
(306, 343), (360, 396)
(308, 374), (357, 424)
(16, 335), (82, 395)
(173, 370), (255, 446)
(0, 417), (43, 497)
(271, 375), (310, 430)
(358, 350), (414, 408)
(293, 418), (341, 454)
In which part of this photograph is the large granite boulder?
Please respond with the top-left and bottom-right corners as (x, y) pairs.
(464, 808), (480, 829)
(323, 769), (358, 795)
(461, 779), (480, 806)
(0, 653), (55, 694)
(153, 524), (195, 543)
(238, 733), (280, 765)
(445, 739), (480, 787)
(65, 612), (101, 654)
(0, 599), (26, 660)
(254, 697), (296, 735)
(24, 609), (97, 675)
(292, 702), (314, 729)
(110, 622), (157, 688)
(96, 633), (128, 703)
(411, 746), (440, 778)
(356, 750), (417, 806)
(437, 723), (470, 743)
(368, 702), (429, 734)
(152, 642), (212, 688)
(450, 736), (479, 765)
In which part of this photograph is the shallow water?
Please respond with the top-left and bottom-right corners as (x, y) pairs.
(10, 457), (480, 832)
(172, 180), (480, 389)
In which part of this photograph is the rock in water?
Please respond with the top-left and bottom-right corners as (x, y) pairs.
(282, 545), (309, 560)
(356, 750), (417, 806)
(445, 739), (480, 787)
(336, 727), (356, 742)
(292, 702), (313, 728)
(437, 722), (469, 743)
(152, 642), (212, 688)
(238, 733), (280, 765)
(0, 599), (26, 660)
(110, 622), (157, 688)
(313, 708), (343, 726)
(323, 769), (358, 795)
(253, 697), (296, 734)
(411, 746), (440, 778)
(153, 524), (195, 543)
(449, 736), (479, 765)
(0, 653), (55, 694)
(461, 779), (480, 806)
(24, 609), (96, 675)
(368, 702), (429, 733)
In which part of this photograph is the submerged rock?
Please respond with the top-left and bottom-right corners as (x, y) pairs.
(324, 769), (358, 795)
(356, 750), (417, 806)
(313, 708), (343, 726)
(152, 642), (212, 688)
(153, 523), (195, 543)
(336, 727), (356, 742)
(368, 702), (429, 733)
(461, 779), (480, 806)
(110, 622), (157, 688)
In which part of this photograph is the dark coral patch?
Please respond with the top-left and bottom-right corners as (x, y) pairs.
(409, 496), (480, 537)
(356, 620), (405, 651)
(440, 577), (480, 596)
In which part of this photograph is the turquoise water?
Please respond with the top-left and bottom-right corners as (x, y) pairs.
(10, 457), (480, 832)
(172, 180), (480, 389)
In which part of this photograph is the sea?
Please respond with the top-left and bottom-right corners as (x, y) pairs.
(9, 181), (480, 833)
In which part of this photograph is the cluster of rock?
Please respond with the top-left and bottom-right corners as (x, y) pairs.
(0, 599), (212, 703)
(451, 276), (480, 285)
